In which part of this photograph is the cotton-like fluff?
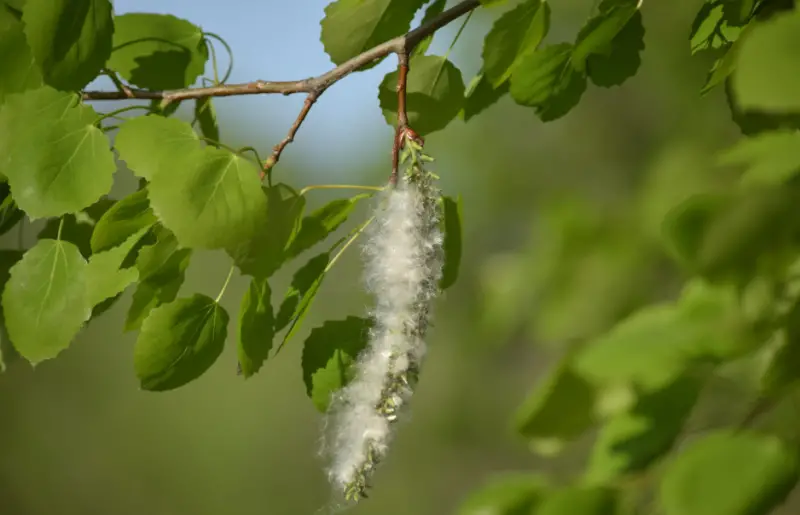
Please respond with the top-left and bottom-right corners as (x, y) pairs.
(323, 172), (443, 501)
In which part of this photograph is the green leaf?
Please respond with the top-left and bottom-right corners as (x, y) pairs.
(301, 316), (370, 411)
(0, 8), (41, 103)
(0, 183), (23, 236)
(379, 54), (466, 136)
(285, 194), (367, 259)
(37, 198), (115, 259)
(134, 294), (228, 391)
(514, 357), (597, 453)
(230, 183), (305, 279)
(461, 71), (509, 121)
(3, 238), (90, 364)
(479, 0), (508, 5)
(574, 281), (757, 391)
(481, 0), (550, 87)
(733, 9), (800, 113)
(0, 87), (115, 219)
(457, 472), (549, 515)
(194, 97), (219, 142)
(85, 227), (150, 308)
(320, 0), (427, 66)
(149, 98), (182, 118)
(125, 225), (191, 331)
(22, 0), (112, 90)
(509, 44), (587, 122)
(663, 188), (800, 282)
(275, 252), (330, 335)
(440, 195), (462, 290)
(237, 277), (274, 378)
(723, 0), (756, 26)
(115, 115), (202, 181)
(146, 144), (268, 253)
(0, 250), (25, 371)
(537, 487), (617, 515)
(412, 0), (446, 57)
(585, 373), (703, 484)
(573, 0), (639, 73)
(725, 78), (800, 136)
(585, 10), (644, 87)
(690, 1), (743, 54)
(660, 431), (800, 515)
(760, 290), (800, 397)
(91, 188), (158, 253)
(107, 13), (209, 90)
(717, 131), (800, 186)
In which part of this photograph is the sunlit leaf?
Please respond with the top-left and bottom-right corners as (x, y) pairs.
(115, 115), (202, 181)
(85, 227), (150, 308)
(3, 239), (90, 364)
(0, 8), (41, 103)
(22, 0), (112, 90)
(320, 0), (427, 66)
(0, 87), (115, 219)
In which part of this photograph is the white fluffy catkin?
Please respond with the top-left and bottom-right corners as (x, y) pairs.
(324, 171), (443, 501)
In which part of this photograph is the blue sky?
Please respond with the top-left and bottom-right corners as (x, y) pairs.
(108, 0), (477, 178)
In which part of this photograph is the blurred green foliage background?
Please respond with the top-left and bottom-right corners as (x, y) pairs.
(0, 1), (776, 514)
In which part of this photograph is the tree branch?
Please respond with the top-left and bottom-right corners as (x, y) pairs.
(84, 0), (480, 175)
(390, 51), (410, 186)
(82, 0), (479, 103)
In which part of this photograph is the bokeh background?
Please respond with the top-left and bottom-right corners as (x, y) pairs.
(0, 1), (754, 514)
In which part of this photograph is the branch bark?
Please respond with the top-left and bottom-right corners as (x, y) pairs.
(83, 0), (480, 175)
(83, 0), (479, 103)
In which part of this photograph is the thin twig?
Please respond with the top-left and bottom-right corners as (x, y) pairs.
(262, 91), (319, 178)
(82, 0), (480, 177)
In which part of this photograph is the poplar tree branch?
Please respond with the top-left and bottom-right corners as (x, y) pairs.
(82, 0), (481, 175)
(82, 0), (479, 103)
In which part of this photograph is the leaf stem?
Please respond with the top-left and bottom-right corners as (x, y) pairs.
(56, 218), (64, 241)
(325, 216), (375, 273)
(203, 32), (235, 84)
(443, 9), (473, 61)
(200, 136), (239, 154)
(298, 184), (384, 196)
(215, 265), (236, 303)
(237, 146), (264, 168)
(206, 37), (221, 85)
(95, 105), (152, 123)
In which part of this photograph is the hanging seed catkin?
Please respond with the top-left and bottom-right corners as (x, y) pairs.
(323, 140), (443, 503)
